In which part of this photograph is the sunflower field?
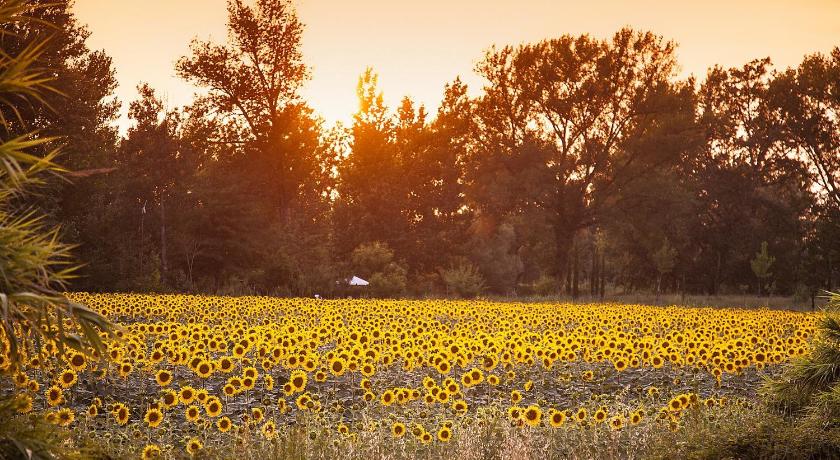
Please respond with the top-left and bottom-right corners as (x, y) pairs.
(0, 293), (818, 459)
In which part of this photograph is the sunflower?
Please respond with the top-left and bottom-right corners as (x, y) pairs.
(205, 397), (223, 417)
(179, 386), (196, 404)
(195, 360), (213, 378)
(46, 386), (64, 407)
(391, 421), (406, 438)
(651, 355), (664, 368)
(574, 408), (588, 424)
(361, 362), (375, 377)
(185, 405), (201, 423)
(144, 408), (164, 428)
(141, 444), (162, 460)
(609, 415), (624, 430)
(510, 390), (522, 404)
(264, 375), (274, 390)
(437, 426), (452, 442)
(613, 358), (628, 372)
(185, 438), (202, 456)
(56, 408), (75, 427)
(381, 390), (395, 406)
(119, 361), (133, 378)
(155, 369), (173, 386)
(68, 353), (87, 371)
(57, 369), (77, 389)
(86, 404), (98, 418)
(329, 358), (346, 377)
(337, 423), (349, 436)
(223, 384), (236, 397)
(15, 394), (33, 414)
(593, 407), (608, 423)
(161, 389), (178, 408)
(218, 357), (234, 373)
(523, 405), (542, 427)
(630, 410), (643, 425)
(217, 416), (233, 433)
(289, 370), (307, 392)
(261, 420), (277, 439)
(114, 404), (130, 426)
(251, 407), (264, 423)
(436, 360), (451, 375)
(549, 409), (566, 428)
(452, 399), (468, 415)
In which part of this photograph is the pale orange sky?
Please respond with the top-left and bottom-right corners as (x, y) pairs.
(72, 0), (840, 132)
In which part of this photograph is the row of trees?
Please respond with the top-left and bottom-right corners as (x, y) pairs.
(9, 0), (839, 298)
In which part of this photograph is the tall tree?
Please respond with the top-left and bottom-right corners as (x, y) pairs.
(772, 48), (840, 211)
(176, 0), (320, 222)
(469, 28), (689, 288)
(691, 59), (811, 294)
(334, 69), (408, 258)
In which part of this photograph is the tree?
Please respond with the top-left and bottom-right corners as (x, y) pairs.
(0, 0), (120, 291)
(772, 48), (840, 212)
(469, 28), (689, 289)
(751, 241), (775, 296)
(175, 0), (337, 295)
(652, 239), (678, 300)
(0, 0), (109, 365)
(350, 241), (407, 298)
(0, 10), (111, 457)
(176, 0), (319, 222)
(684, 58), (812, 295)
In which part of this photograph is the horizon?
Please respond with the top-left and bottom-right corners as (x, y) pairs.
(72, 0), (840, 133)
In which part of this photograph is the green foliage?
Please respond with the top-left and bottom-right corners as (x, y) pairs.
(0, 0), (110, 364)
(351, 241), (394, 279)
(764, 291), (840, 415)
(0, 395), (100, 460)
(751, 241), (776, 295)
(652, 239), (678, 276)
(532, 274), (559, 296)
(368, 263), (407, 298)
(440, 260), (485, 298)
(351, 242), (407, 297)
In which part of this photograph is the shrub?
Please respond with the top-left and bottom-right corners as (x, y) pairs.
(368, 262), (408, 298)
(440, 261), (486, 298)
(533, 274), (559, 296)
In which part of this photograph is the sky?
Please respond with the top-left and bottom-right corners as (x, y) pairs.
(72, 0), (840, 133)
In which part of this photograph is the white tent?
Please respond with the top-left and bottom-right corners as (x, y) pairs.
(348, 276), (369, 286)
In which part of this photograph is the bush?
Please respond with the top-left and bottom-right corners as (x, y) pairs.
(533, 274), (559, 296)
(351, 242), (395, 279)
(368, 262), (407, 298)
(440, 261), (486, 298)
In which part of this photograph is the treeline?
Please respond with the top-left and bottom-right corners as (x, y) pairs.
(6, 0), (839, 299)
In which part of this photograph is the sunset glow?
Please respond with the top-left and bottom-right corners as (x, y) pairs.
(72, 0), (840, 130)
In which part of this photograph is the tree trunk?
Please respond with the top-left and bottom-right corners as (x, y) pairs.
(599, 253), (606, 300)
(554, 222), (575, 294)
(160, 195), (167, 282)
(590, 245), (598, 297)
(656, 273), (662, 303)
(572, 239), (580, 299)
